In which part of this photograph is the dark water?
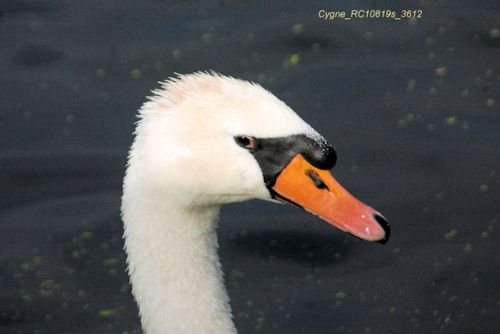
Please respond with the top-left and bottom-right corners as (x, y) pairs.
(1, 1), (499, 333)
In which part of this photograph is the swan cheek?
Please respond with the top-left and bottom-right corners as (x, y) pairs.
(238, 163), (272, 201)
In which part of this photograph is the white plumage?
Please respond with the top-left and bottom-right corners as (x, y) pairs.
(122, 72), (322, 333)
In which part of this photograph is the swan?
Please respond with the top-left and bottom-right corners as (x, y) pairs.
(121, 72), (390, 334)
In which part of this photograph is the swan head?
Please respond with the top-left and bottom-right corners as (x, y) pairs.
(125, 72), (389, 243)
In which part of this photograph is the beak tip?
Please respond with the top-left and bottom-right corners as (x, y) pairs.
(373, 214), (390, 244)
(376, 236), (389, 245)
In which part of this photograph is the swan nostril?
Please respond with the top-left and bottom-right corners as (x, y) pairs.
(373, 214), (390, 244)
(305, 169), (329, 191)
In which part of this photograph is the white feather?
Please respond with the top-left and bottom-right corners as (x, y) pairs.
(122, 72), (322, 333)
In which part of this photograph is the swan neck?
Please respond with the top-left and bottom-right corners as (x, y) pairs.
(122, 193), (236, 334)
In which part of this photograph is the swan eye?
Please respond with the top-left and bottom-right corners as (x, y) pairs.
(235, 136), (256, 150)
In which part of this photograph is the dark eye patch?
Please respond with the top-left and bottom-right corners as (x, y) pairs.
(242, 134), (336, 188)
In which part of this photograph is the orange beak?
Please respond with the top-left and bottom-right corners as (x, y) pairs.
(272, 154), (390, 243)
